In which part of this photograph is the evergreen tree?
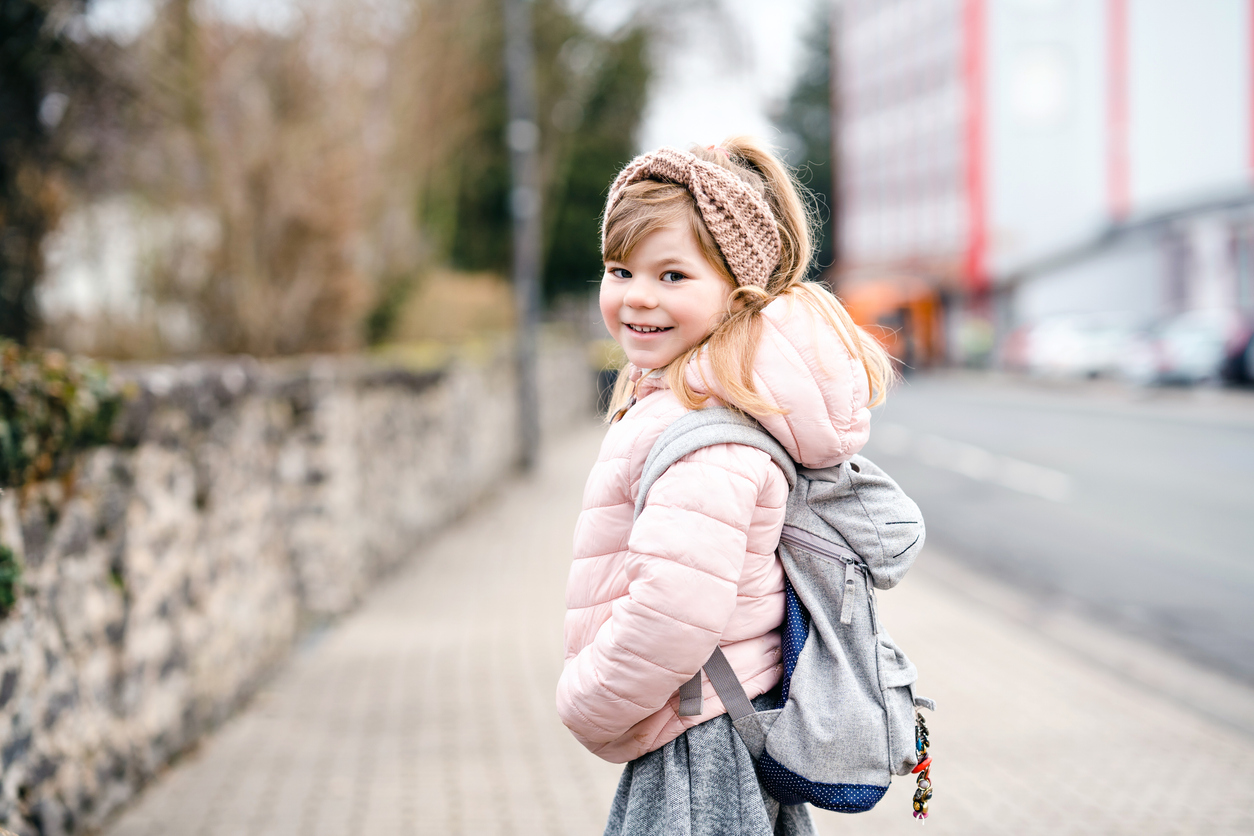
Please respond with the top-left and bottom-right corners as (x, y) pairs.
(421, 0), (651, 302)
(775, 2), (834, 277)
(0, 0), (83, 342)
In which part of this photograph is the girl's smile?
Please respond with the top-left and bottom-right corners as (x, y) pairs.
(601, 223), (733, 370)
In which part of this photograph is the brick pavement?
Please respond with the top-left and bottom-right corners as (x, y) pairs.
(103, 421), (1254, 836)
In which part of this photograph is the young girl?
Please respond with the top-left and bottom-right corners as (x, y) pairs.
(558, 139), (893, 835)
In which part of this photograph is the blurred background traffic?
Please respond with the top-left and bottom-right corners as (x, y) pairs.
(833, 0), (1254, 387)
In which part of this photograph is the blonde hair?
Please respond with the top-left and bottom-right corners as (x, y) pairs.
(602, 137), (895, 420)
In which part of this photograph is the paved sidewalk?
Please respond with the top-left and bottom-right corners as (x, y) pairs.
(103, 421), (1254, 836)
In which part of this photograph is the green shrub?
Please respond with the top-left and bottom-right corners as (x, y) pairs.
(0, 340), (123, 488)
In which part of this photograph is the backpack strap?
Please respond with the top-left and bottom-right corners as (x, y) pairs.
(634, 407), (796, 716)
(634, 407), (796, 522)
(702, 646), (757, 721)
(676, 644), (759, 720)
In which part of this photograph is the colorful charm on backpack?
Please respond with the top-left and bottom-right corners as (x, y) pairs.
(912, 711), (933, 822)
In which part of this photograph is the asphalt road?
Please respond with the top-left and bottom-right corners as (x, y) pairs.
(862, 372), (1254, 683)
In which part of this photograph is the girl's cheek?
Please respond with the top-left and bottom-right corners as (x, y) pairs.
(598, 289), (620, 338)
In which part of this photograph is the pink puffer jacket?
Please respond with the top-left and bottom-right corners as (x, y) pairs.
(558, 293), (873, 763)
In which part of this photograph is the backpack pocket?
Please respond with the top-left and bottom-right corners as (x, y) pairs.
(876, 634), (920, 776)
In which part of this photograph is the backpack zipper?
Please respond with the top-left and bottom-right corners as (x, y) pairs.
(778, 526), (865, 625)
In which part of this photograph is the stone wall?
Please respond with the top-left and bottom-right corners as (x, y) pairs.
(0, 335), (595, 835)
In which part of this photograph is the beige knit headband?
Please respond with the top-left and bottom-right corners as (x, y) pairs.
(602, 147), (782, 289)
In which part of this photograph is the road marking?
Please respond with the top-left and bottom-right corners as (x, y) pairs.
(875, 423), (1073, 502)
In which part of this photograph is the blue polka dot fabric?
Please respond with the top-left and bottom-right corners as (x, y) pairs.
(763, 578), (892, 813)
(757, 752), (888, 813)
(777, 578), (809, 707)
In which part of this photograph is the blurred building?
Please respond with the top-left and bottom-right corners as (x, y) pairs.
(834, 0), (1254, 375)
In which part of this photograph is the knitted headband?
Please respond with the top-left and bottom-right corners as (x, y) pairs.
(602, 147), (783, 289)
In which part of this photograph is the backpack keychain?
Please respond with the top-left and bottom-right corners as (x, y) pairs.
(912, 710), (933, 821)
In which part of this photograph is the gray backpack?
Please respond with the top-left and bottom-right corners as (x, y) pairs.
(635, 407), (935, 815)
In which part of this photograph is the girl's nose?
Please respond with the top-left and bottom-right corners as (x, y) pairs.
(623, 277), (656, 309)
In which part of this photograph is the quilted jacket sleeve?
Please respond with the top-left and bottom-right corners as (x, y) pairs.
(556, 442), (778, 756)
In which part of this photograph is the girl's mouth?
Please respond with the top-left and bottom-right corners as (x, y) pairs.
(626, 324), (672, 334)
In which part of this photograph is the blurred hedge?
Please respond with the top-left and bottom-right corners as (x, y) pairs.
(0, 341), (122, 488)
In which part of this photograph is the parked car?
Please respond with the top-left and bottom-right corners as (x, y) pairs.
(1151, 309), (1243, 384)
(1220, 317), (1254, 385)
(1005, 313), (1148, 380)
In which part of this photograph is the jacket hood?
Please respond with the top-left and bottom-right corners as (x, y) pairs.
(632, 293), (872, 469)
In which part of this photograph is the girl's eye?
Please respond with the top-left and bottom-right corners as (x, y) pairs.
(661, 271), (686, 283)
(608, 267), (631, 279)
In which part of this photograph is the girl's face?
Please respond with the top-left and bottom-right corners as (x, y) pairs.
(601, 223), (733, 370)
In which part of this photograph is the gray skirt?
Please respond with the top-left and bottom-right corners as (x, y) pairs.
(604, 695), (817, 836)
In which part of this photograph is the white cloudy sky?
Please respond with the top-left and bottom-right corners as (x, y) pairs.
(585, 0), (819, 152)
